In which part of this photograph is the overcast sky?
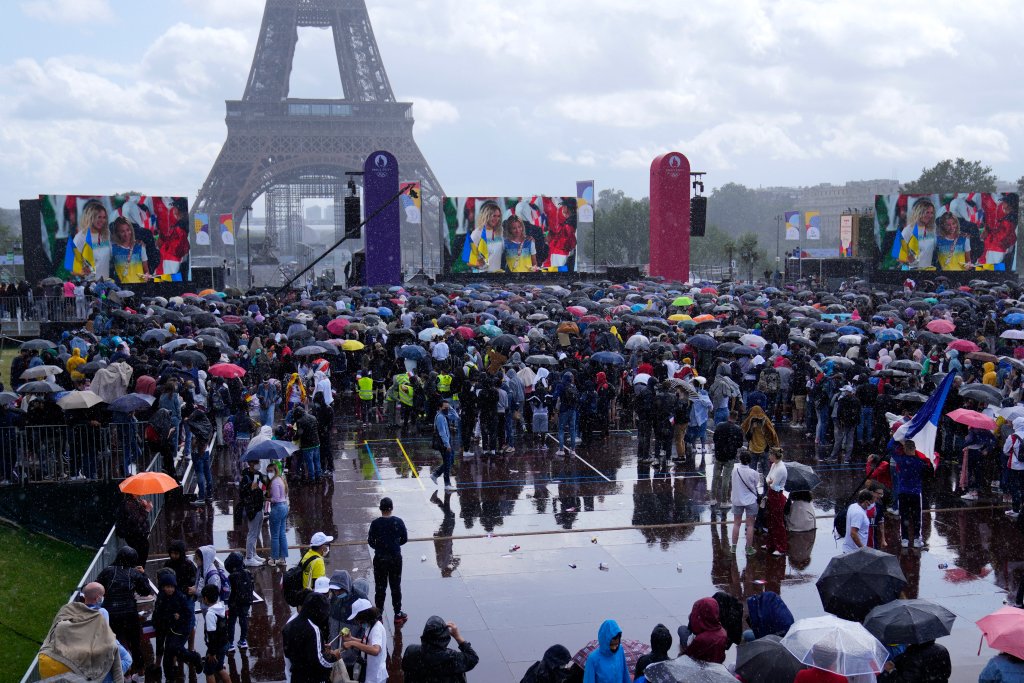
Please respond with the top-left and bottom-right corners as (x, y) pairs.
(2, 0), (1023, 211)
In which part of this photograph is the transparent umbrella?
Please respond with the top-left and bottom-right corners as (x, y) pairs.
(781, 615), (889, 677)
(643, 656), (736, 683)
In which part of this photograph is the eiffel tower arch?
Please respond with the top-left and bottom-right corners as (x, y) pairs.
(193, 0), (444, 283)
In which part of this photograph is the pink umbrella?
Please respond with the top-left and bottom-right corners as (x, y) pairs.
(947, 408), (997, 431)
(926, 319), (956, 334)
(209, 363), (246, 379)
(947, 339), (980, 353)
(567, 306), (587, 317)
(978, 606), (1024, 659)
(326, 318), (350, 336)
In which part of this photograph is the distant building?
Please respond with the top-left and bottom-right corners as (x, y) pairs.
(305, 205), (322, 222)
(796, 179), (900, 246)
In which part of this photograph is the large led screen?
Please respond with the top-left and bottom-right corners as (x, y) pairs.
(442, 196), (592, 275)
(36, 194), (191, 283)
(874, 192), (1017, 272)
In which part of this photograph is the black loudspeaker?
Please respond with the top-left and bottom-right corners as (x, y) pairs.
(690, 196), (707, 237)
(344, 195), (362, 240)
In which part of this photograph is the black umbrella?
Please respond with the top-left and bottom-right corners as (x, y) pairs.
(173, 350), (208, 366)
(293, 345), (327, 357)
(784, 462), (821, 492)
(896, 392), (928, 403)
(490, 334), (520, 354)
(734, 635), (805, 683)
(687, 334), (719, 350)
(79, 360), (107, 375)
(17, 380), (61, 394)
(959, 383), (1002, 406)
(397, 345), (427, 361)
(863, 599), (956, 645)
(816, 547), (907, 621)
(141, 328), (172, 343)
(21, 339), (57, 351)
(526, 354), (558, 367)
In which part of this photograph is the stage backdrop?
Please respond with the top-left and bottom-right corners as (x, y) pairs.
(441, 196), (590, 275)
(874, 192), (1018, 272)
(27, 195), (191, 284)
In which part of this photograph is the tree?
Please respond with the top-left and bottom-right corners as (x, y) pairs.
(901, 158), (998, 194)
(737, 232), (762, 281)
(582, 190), (650, 266)
(596, 188), (626, 213)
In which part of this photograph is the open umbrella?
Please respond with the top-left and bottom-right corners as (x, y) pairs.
(57, 390), (105, 410)
(398, 345), (427, 361)
(895, 392), (928, 403)
(967, 351), (999, 364)
(1001, 329), (1024, 340)
(959, 383), (1003, 406)
(863, 599), (955, 645)
(21, 339), (57, 351)
(418, 327), (445, 342)
(109, 393), (156, 413)
(781, 615), (889, 678)
(947, 408), (997, 431)
(926, 319), (956, 334)
(293, 345), (328, 357)
(525, 354), (558, 367)
(209, 363), (246, 379)
(591, 351), (625, 365)
(119, 472), (180, 495)
(0, 392), (17, 406)
(341, 340), (365, 351)
(17, 380), (61, 394)
(326, 318), (350, 336)
(687, 334), (719, 351)
(816, 547), (907, 621)
(141, 328), (172, 343)
(571, 639), (649, 680)
(979, 607), (1024, 660)
(625, 334), (650, 350)
(20, 365), (63, 380)
(784, 462), (821, 492)
(242, 439), (299, 461)
(740, 333), (768, 348)
(161, 338), (196, 352)
(644, 656), (735, 683)
(947, 339), (980, 353)
(735, 635), (805, 683)
(173, 350), (208, 366)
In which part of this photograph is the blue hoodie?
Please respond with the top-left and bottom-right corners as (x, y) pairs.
(583, 619), (630, 683)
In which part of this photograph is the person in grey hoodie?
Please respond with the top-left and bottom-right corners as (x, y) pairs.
(709, 364), (741, 426)
(193, 545), (226, 598)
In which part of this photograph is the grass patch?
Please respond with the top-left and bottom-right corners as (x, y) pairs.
(0, 346), (16, 390)
(0, 525), (93, 679)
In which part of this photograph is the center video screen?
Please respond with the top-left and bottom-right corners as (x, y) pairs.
(37, 194), (191, 283)
(442, 196), (592, 275)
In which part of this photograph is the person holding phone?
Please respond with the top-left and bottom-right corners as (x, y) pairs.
(401, 616), (479, 682)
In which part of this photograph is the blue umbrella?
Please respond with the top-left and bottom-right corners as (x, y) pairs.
(109, 393), (156, 413)
(141, 328), (172, 343)
(242, 439), (298, 462)
(875, 328), (903, 341)
(687, 334), (719, 350)
(398, 345), (427, 361)
(836, 325), (860, 335)
(1005, 313), (1024, 325)
(591, 351), (625, 365)
(377, 307), (393, 317)
(478, 323), (501, 337)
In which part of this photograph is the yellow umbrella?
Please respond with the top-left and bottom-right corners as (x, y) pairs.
(668, 314), (692, 322)
(119, 472), (180, 495)
(341, 339), (365, 351)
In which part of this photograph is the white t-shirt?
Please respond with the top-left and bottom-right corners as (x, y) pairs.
(363, 620), (388, 683)
(731, 464), (761, 507)
(843, 503), (869, 554)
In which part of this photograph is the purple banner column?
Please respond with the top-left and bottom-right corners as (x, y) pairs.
(363, 150), (402, 285)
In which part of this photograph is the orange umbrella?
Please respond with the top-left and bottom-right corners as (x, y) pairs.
(119, 472), (180, 495)
(198, 288), (216, 296)
(693, 314), (715, 323)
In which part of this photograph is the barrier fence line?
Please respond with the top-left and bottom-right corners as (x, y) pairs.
(545, 433), (613, 483)
(394, 438), (425, 490)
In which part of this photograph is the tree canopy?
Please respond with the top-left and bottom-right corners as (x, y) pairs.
(901, 158), (998, 194)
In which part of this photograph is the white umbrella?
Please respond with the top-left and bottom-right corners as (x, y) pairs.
(418, 327), (445, 341)
(838, 334), (863, 345)
(57, 390), (106, 410)
(625, 334), (650, 350)
(1001, 329), (1024, 340)
(781, 615), (889, 678)
(633, 373), (652, 386)
(740, 333), (768, 348)
(20, 365), (63, 380)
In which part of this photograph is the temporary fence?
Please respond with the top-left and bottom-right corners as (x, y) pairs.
(2, 422), (147, 484)
(0, 295), (95, 323)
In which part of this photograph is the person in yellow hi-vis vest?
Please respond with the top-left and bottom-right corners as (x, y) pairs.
(437, 371), (453, 401)
(396, 372), (415, 428)
(356, 373), (375, 424)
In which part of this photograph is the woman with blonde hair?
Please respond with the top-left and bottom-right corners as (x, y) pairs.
(72, 200), (112, 278)
(502, 215), (537, 272)
(111, 217), (152, 283)
(467, 201), (504, 273)
(893, 197), (937, 270)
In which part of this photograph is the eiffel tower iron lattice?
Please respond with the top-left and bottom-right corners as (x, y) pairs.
(193, 0), (443, 275)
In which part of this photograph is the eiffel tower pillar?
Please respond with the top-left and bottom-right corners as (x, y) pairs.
(193, 0), (444, 280)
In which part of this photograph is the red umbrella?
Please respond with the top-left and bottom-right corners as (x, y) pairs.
(947, 408), (997, 431)
(947, 339), (980, 353)
(701, 286), (718, 294)
(926, 319), (955, 334)
(326, 318), (350, 336)
(209, 363), (246, 379)
(222, 314), (243, 325)
(455, 325), (475, 340)
(567, 306), (587, 317)
(978, 607), (1024, 659)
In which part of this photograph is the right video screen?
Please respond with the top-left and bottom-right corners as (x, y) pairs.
(874, 192), (1018, 272)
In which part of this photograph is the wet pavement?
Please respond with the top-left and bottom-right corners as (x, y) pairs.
(146, 414), (1024, 681)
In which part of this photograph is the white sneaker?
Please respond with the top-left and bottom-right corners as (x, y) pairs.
(1006, 510), (1020, 519)
(555, 449), (566, 456)
(243, 558), (264, 567)
(444, 484), (457, 491)
(913, 539), (924, 548)
(900, 539), (909, 548)
(961, 491), (979, 501)
(708, 499), (718, 507)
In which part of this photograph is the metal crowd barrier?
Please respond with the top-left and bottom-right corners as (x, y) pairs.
(2, 423), (147, 484)
(0, 295), (95, 323)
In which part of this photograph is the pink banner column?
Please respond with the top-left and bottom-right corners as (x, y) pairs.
(649, 152), (691, 282)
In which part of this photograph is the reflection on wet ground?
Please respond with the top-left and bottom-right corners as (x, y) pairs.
(147, 420), (1023, 681)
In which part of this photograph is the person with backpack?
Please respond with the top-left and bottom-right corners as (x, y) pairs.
(210, 377), (231, 446)
(555, 372), (578, 456)
(239, 459), (267, 567)
(652, 381), (677, 469)
(153, 569), (203, 681)
(741, 405), (779, 476)
(96, 546), (152, 679)
(634, 378), (656, 463)
(756, 362), (781, 422)
(892, 439), (926, 548)
(830, 385), (861, 463)
(841, 489), (875, 554)
(686, 378), (714, 469)
(283, 592), (338, 683)
(200, 584), (231, 683)
(194, 545), (230, 604)
(301, 531), (332, 592)
(223, 551), (255, 652)
(711, 410), (744, 508)
(114, 492), (152, 567)
(292, 406), (321, 481)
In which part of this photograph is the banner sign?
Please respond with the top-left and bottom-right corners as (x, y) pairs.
(219, 213), (235, 245)
(805, 211), (820, 240)
(839, 214), (853, 256)
(363, 150), (402, 285)
(785, 211), (801, 240)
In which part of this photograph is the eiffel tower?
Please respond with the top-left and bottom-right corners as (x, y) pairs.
(193, 0), (443, 273)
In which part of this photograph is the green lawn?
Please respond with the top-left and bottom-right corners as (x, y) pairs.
(0, 525), (93, 680)
(0, 346), (17, 390)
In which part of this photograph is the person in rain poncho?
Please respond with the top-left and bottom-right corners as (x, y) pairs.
(520, 644), (571, 683)
(741, 405), (779, 476)
(401, 615), (479, 682)
(684, 598), (727, 664)
(284, 372), (307, 413)
(582, 619), (630, 683)
(312, 370), (333, 407)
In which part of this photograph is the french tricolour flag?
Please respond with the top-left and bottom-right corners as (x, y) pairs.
(893, 371), (956, 470)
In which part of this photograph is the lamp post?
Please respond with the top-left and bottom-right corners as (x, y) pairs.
(244, 205), (253, 290)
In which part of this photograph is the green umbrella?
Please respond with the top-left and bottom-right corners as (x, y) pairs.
(672, 296), (694, 307)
